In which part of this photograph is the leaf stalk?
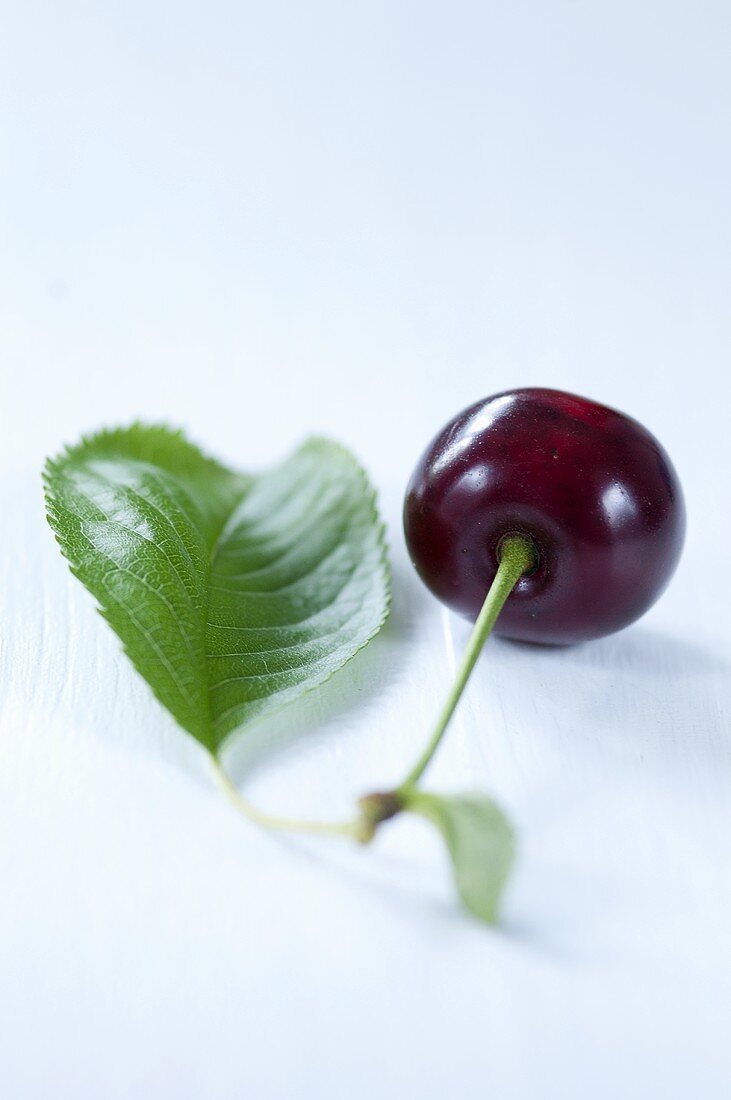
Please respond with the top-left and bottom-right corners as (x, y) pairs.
(210, 755), (362, 840)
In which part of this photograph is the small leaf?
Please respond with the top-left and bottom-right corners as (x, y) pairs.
(405, 791), (515, 924)
(43, 425), (390, 755)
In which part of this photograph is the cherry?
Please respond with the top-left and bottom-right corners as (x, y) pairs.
(404, 388), (685, 644)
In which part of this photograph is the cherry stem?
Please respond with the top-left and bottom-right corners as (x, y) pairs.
(210, 533), (535, 845)
(396, 533), (536, 794)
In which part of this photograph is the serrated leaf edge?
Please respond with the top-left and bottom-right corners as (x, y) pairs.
(43, 422), (391, 758)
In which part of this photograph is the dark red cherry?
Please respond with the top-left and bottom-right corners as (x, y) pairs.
(404, 388), (685, 644)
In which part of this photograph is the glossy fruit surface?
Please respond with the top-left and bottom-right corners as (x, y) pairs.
(404, 388), (685, 644)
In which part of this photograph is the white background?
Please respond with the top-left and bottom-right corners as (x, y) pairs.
(1, 2), (730, 1097)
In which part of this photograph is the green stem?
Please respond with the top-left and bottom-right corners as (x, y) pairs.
(397, 534), (536, 793)
(210, 755), (362, 840)
(210, 534), (535, 845)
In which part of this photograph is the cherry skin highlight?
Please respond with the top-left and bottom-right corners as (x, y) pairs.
(404, 388), (685, 644)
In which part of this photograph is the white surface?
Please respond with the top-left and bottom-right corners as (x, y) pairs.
(1, 3), (730, 1097)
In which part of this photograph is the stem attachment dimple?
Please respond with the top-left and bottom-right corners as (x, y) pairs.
(396, 533), (536, 793)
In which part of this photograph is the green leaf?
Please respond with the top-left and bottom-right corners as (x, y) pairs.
(404, 790), (515, 924)
(43, 424), (390, 755)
